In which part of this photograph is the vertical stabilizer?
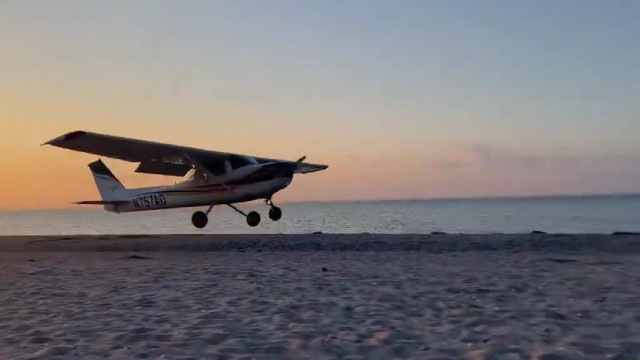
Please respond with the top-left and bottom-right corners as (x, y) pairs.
(88, 159), (126, 212)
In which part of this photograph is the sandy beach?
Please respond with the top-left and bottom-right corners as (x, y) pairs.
(2, 234), (640, 359)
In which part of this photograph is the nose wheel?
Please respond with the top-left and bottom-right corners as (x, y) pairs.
(265, 199), (282, 221)
(268, 206), (282, 221)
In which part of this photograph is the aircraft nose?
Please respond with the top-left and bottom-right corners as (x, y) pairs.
(279, 166), (295, 179)
(286, 168), (295, 179)
(263, 162), (296, 180)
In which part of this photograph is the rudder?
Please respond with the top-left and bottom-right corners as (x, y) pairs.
(88, 159), (126, 212)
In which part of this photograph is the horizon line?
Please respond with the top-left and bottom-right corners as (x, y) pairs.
(281, 191), (640, 204)
(3, 191), (639, 212)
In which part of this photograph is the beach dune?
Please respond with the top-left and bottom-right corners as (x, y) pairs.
(2, 233), (640, 359)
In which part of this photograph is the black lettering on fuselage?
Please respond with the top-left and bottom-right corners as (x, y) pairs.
(132, 193), (167, 209)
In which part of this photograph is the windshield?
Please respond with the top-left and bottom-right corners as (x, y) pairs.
(228, 155), (257, 170)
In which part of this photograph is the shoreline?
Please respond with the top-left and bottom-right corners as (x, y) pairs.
(1, 233), (639, 253)
(4, 191), (640, 211)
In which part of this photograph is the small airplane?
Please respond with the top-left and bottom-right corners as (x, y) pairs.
(43, 131), (328, 228)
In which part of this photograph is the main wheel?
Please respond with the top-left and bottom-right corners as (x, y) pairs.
(246, 211), (261, 227)
(191, 211), (208, 229)
(268, 206), (282, 221)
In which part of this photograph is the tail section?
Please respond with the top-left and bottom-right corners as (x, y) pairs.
(86, 159), (127, 212)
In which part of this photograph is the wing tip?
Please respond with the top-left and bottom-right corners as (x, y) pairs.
(42, 130), (87, 146)
(299, 164), (329, 173)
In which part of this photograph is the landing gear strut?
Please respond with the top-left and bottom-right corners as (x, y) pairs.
(227, 204), (261, 227)
(190, 200), (282, 229)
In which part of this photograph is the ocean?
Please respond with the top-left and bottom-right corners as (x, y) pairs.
(1, 194), (639, 236)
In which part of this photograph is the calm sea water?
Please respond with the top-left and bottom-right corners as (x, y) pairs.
(1, 195), (639, 235)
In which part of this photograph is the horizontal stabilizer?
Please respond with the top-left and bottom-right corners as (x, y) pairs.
(74, 200), (128, 205)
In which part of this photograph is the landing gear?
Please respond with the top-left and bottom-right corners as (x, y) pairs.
(191, 204), (215, 229)
(246, 211), (261, 227)
(190, 200), (281, 229)
(226, 204), (261, 227)
(265, 198), (282, 221)
(191, 211), (208, 228)
(268, 206), (282, 221)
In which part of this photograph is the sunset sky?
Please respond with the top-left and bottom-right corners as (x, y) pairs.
(1, 0), (639, 210)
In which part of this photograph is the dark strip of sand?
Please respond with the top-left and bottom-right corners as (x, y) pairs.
(1, 233), (639, 254)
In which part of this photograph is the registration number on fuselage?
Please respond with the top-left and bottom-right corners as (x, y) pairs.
(132, 194), (167, 209)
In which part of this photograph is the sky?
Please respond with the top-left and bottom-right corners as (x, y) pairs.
(1, 0), (639, 210)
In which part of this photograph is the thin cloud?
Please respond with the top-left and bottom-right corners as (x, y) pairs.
(423, 144), (640, 196)
(431, 144), (640, 172)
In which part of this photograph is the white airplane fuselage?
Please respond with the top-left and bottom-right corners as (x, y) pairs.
(112, 176), (292, 213)
(87, 158), (296, 214)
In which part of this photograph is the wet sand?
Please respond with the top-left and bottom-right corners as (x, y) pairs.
(2, 234), (640, 359)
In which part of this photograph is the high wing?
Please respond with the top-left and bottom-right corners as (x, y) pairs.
(43, 130), (328, 176)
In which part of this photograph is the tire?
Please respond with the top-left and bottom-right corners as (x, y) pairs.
(191, 211), (208, 229)
(268, 206), (282, 221)
(246, 211), (261, 227)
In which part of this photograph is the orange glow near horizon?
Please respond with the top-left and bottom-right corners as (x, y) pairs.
(0, 85), (472, 210)
(1, 130), (628, 211)
(2, 96), (640, 211)
(0, 101), (471, 211)
(0, 136), (442, 210)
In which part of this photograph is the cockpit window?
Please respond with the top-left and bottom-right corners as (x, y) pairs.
(184, 168), (196, 181)
(203, 161), (227, 176)
(228, 155), (255, 170)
